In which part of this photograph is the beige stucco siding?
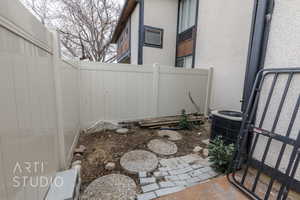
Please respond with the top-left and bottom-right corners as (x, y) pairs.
(194, 0), (253, 111)
(143, 0), (178, 66)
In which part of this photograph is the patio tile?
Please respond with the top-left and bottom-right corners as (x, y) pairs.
(140, 177), (156, 185)
(142, 183), (159, 193)
(155, 176), (248, 200)
(137, 192), (157, 200)
(155, 186), (186, 197)
(159, 181), (176, 188)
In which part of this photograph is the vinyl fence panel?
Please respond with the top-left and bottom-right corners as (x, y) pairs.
(0, 19), (59, 200)
(79, 62), (211, 129)
(0, 1), (80, 199)
(60, 61), (80, 165)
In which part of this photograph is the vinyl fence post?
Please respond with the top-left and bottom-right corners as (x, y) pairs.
(153, 63), (160, 117)
(52, 31), (66, 169)
(204, 67), (213, 117)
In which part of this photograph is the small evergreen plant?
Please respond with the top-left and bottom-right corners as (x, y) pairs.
(208, 136), (235, 173)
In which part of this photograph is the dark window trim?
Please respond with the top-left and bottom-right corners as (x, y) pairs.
(138, 0), (144, 65)
(176, 53), (193, 59)
(175, 0), (181, 66)
(192, 0), (200, 68)
(117, 51), (131, 63)
(143, 25), (164, 49)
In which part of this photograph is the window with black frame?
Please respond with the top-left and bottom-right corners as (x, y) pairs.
(178, 0), (197, 34)
(144, 26), (163, 48)
(176, 0), (198, 68)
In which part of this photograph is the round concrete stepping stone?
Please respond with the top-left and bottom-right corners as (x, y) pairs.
(81, 174), (137, 200)
(158, 130), (183, 141)
(147, 139), (178, 155)
(120, 150), (158, 174)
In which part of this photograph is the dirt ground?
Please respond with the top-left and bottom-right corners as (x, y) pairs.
(73, 120), (211, 192)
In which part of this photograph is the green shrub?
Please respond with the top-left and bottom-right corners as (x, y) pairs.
(178, 109), (191, 130)
(208, 136), (235, 173)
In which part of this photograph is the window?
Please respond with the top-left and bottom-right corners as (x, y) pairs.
(178, 0), (197, 33)
(176, 55), (193, 68)
(144, 26), (163, 48)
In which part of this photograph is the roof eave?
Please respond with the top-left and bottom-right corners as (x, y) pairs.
(111, 0), (138, 43)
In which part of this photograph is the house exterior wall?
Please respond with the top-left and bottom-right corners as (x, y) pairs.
(254, 0), (300, 182)
(116, 0), (254, 111)
(143, 0), (178, 66)
(194, 0), (254, 111)
(130, 4), (139, 65)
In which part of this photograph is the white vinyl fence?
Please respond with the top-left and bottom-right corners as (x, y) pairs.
(59, 61), (80, 165)
(79, 62), (212, 129)
(0, 1), (80, 199)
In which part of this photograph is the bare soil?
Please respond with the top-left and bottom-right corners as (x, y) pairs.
(73, 121), (211, 192)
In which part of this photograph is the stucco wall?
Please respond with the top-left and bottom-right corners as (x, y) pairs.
(143, 0), (178, 66)
(194, 0), (253, 111)
(130, 4), (139, 65)
(254, 0), (300, 181)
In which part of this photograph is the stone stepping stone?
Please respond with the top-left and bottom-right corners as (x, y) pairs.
(81, 174), (137, 200)
(158, 130), (183, 141)
(120, 150), (158, 174)
(147, 139), (178, 155)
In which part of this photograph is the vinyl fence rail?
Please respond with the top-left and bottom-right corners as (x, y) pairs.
(79, 62), (212, 129)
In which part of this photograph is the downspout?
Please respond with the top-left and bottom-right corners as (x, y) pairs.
(137, 0), (144, 65)
(175, 0), (181, 67)
(242, 0), (275, 112)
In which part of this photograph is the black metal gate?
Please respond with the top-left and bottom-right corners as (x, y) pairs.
(229, 68), (300, 200)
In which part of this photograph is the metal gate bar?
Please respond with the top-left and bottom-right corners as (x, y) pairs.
(240, 73), (278, 186)
(265, 96), (300, 199)
(251, 73), (293, 194)
(277, 132), (300, 199)
(228, 68), (300, 200)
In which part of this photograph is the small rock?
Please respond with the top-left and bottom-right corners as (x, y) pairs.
(105, 162), (116, 170)
(116, 128), (129, 134)
(197, 132), (203, 136)
(202, 139), (210, 145)
(193, 146), (203, 153)
(74, 153), (82, 158)
(74, 145), (86, 154)
(72, 160), (82, 167)
(203, 149), (209, 158)
(85, 121), (120, 134)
